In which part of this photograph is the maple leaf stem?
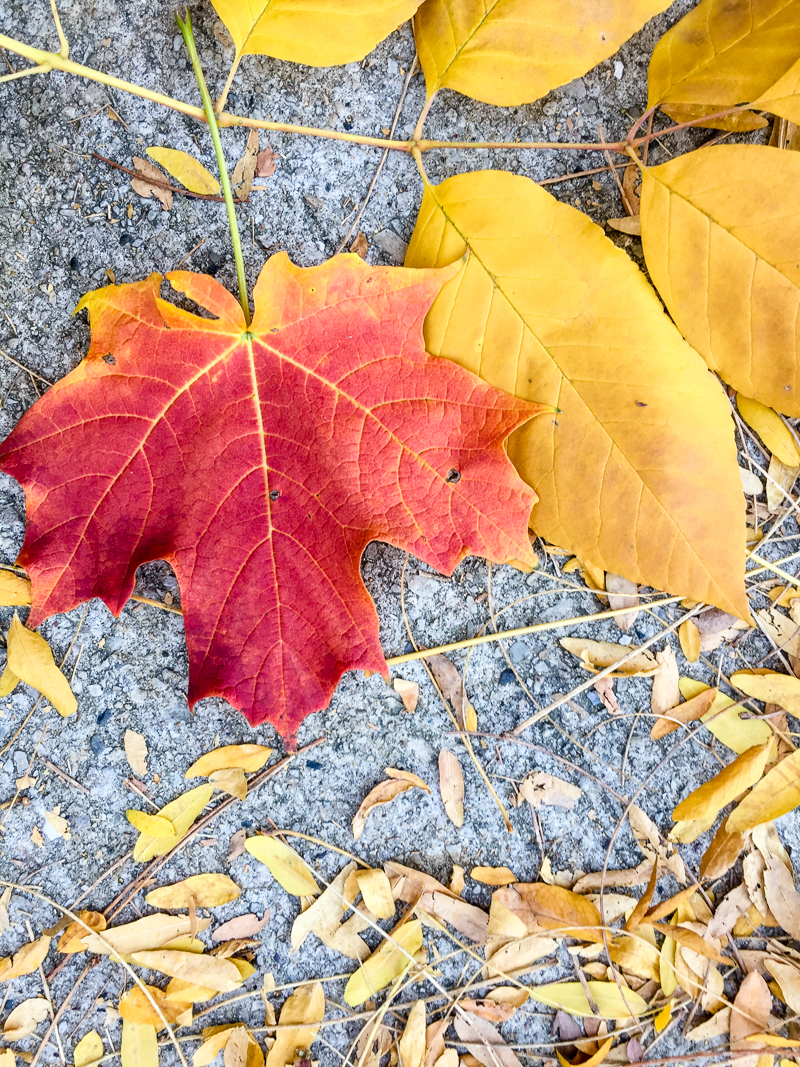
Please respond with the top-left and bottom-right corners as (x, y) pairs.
(176, 9), (251, 326)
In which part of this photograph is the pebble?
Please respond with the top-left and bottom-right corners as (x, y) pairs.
(509, 640), (528, 662)
(499, 668), (516, 685)
(90, 734), (105, 755)
(13, 750), (27, 773)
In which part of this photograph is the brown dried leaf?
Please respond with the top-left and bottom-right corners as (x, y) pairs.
(700, 822), (745, 880)
(629, 804), (687, 883)
(419, 891), (489, 943)
(350, 233), (368, 260)
(518, 772), (581, 810)
(493, 883), (603, 942)
(427, 653), (474, 727)
(212, 912), (269, 942)
(460, 999), (518, 1023)
(482, 933), (558, 979)
(560, 638), (659, 676)
(255, 148), (277, 178)
(652, 923), (727, 964)
(232, 130), (259, 200)
(593, 676), (621, 714)
(131, 157), (172, 210)
(393, 677), (419, 713)
(438, 749), (464, 827)
(763, 858), (800, 939)
(650, 687), (717, 740)
(2, 998), (50, 1041)
(765, 958), (800, 1014)
(572, 860), (655, 893)
(228, 829), (246, 862)
(730, 971), (772, 1066)
(707, 884), (752, 939)
(605, 573), (639, 630)
(125, 730), (148, 776)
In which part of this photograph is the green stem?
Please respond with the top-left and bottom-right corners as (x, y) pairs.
(176, 9), (250, 326)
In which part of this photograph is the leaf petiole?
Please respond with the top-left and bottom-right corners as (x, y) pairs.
(176, 8), (250, 326)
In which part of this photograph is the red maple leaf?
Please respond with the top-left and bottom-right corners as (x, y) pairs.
(0, 254), (539, 743)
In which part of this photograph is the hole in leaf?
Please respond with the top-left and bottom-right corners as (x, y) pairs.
(270, 489), (280, 501)
(446, 469), (461, 483)
(103, 354), (115, 364)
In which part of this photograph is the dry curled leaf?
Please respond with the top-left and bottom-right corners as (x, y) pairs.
(650, 687), (717, 741)
(2, 998), (50, 1041)
(560, 638), (659, 676)
(519, 772), (582, 810)
(352, 776), (425, 841)
(57, 910), (106, 954)
(209, 767), (248, 800)
(438, 749), (464, 827)
(453, 1013), (523, 1067)
(231, 130), (259, 200)
(731, 970), (772, 1066)
(393, 677), (419, 713)
(131, 156), (172, 210)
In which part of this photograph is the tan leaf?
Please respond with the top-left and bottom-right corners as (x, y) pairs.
(673, 742), (772, 827)
(350, 233), (368, 260)
(0, 572), (31, 606)
(651, 645), (680, 716)
(460, 999), (518, 1023)
(29, 826), (44, 848)
(608, 927), (661, 981)
(482, 934), (558, 979)
(629, 804), (688, 883)
(133, 784), (215, 862)
(765, 958), (800, 1014)
(0, 1047), (13, 1067)
(448, 865), (465, 895)
(678, 619), (701, 662)
(707, 884), (752, 939)
(207, 767), (247, 800)
(124, 730), (148, 776)
(731, 971), (772, 1066)
(399, 1001), (425, 1067)
(728, 750), (800, 831)
(419, 892), (489, 943)
(354, 869), (395, 921)
(605, 573), (639, 631)
(766, 453), (800, 513)
(453, 1013), (523, 1067)
(687, 1007), (731, 1042)
(120, 1021), (158, 1067)
(427, 654), (474, 727)
(518, 772), (581, 810)
(212, 912), (269, 942)
(265, 981), (323, 1067)
(44, 808), (70, 839)
(2, 998), (50, 1041)
(232, 130), (259, 200)
(291, 863), (353, 951)
(438, 750), (464, 827)
(344, 920), (423, 1006)
(131, 950), (243, 992)
(57, 910), (106, 954)
(131, 157), (172, 211)
(7, 614), (76, 716)
(560, 638), (659, 676)
(352, 779), (418, 841)
(223, 1026), (249, 1067)
(393, 677), (419, 713)
(593, 676), (620, 715)
(493, 883), (602, 941)
(0, 936), (50, 981)
(84, 915), (210, 956)
(572, 860), (655, 893)
(386, 768), (430, 790)
(754, 608), (800, 660)
(145, 874), (240, 910)
(763, 858), (800, 939)
(652, 923), (727, 964)
(650, 687), (717, 740)
(244, 836), (319, 896)
(255, 148), (277, 178)
(185, 745), (272, 778)
(73, 1031), (104, 1067)
(357, 1023), (392, 1067)
(700, 822), (745, 880)
(470, 866), (517, 886)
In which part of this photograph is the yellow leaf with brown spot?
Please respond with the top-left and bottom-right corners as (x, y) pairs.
(145, 874), (240, 910)
(406, 169), (747, 617)
(727, 750), (800, 831)
(6, 613), (76, 716)
(185, 745), (272, 778)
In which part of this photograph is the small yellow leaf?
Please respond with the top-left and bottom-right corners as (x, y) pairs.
(127, 810), (177, 838)
(121, 1020), (158, 1067)
(73, 1031), (104, 1067)
(732, 669), (800, 714)
(0, 572), (31, 606)
(398, 1001), (426, 1067)
(654, 1002), (672, 1033)
(438, 750), (464, 827)
(727, 749), (800, 831)
(145, 874), (241, 910)
(146, 148), (220, 195)
(0, 664), (18, 698)
(527, 981), (647, 1019)
(0, 936), (50, 981)
(185, 744), (272, 778)
(131, 950), (244, 992)
(209, 767), (248, 800)
(557, 1036), (613, 1067)
(119, 984), (189, 1031)
(244, 836), (319, 896)
(385, 768), (429, 790)
(265, 981), (324, 1067)
(672, 741), (771, 832)
(133, 784), (214, 862)
(470, 867), (517, 886)
(0, 1049), (14, 1067)
(678, 620), (700, 663)
(354, 869), (395, 920)
(679, 678), (773, 754)
(737, 395), (800, 465)
(6, 613), (76, 716)
(344, 920), (423, 1007)
(164, 978), (216, 1005)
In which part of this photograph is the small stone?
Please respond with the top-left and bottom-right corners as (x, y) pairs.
(372, 229), (408, 264)
(173, 34), (183, 51)
(509, 639), (528, 662)
(614, 61), (624, 79)
(499, 668), (516, 685)
(120, 232), (134, 246)
(90, 733), (105, 755)
(587, 690), (602, 707)
(13, 750), (28, 773)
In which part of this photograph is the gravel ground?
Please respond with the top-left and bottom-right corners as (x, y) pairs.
(0, 2), (797, 1065)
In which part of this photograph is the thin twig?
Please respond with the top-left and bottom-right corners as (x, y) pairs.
(39, 756), (89, 794)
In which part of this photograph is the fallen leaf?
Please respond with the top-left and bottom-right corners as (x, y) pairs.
(527, 981), (647, 1019)
(44, 807), (70, 839)
(519, 772), (582, 810)
(186, 745), (272, 778)
(146, 148), (220, 195)
(131, 156), (172, 210)
(765, 958), (800, 1013)
(624, 861), (659, 933)
(493, 883), (603, 941)
(228, 829), (246, 862)
(344, 920), (423, 1006)
(607, 216), (642, 236)
(58, 910), (106, 953)
(212, 912), (269, 942)
(131, 950), (243, 992)
(222, 1027), (249, 1067)
(145, 874), (240, 910)
(427, 654), (475, 728)
(119, 984), (188, 1031)
(255, 148), (277, 178)
(453, 1013), (523, 1067)
(651, 645), (680, 716)
(679, 678), (773, 754)
(266, 983), (323, 1067)
(650, 687), (717, 741)
(728, 750), (800, 831)
(572, 861), (655, 893)
(438, 750), (464, 827)
(126, 810), (177, 838)
(0, 935), (50, 981)
(0, 258), (536, 742)
(558, 1037), (613, 1067)
(393, 677), (419, 713)
(732, 669), (800, 714)
(354, 869), (395, 920)
(608, 926), (661, 981)
(6, 613), (76, 716)
(124, 730), (148, 776)
(483, 934), (558, 979)
(738, 395), (800, 465)
(0, 1050), (12, 1067)
(593, 676), (621, 715)
(121, 1021), (158, 1067)
(731, 970), (772, 1067)
(245, 836), (319, 897)
(29, 826), (44, 848)
(406, 168), (748, 616)
(399, 1001), (426, 1067)
(460, 1000), (518, 1024)
(0, 571), (31, 606)
(629, 805), (687, 883)
(766, 453), (800, 512)
(470, 866), (517, 887)
(754, 607), (800, 660)
(420, 892), (489, 943)
(647, 0), (799, 130)
(133, 784), (215, 862)
(687, 1007), (731, 1042)
(350, 232), (368, 260)
(700, 822), (745, 880)
(352, 778), (422, 840)
(763, 858), (800, 938)
(386, 768), (429, 789)
(560, 638), (659, 676)
(652, 923), (727, 964)
(73, 1031), (104, 1067)
(209, 767), (248, 800)
(677, 619), (701, 662)
(672, 742), (772, 833)
(291, 864), (353, 951)
(2, 998), (50, 1041)
(83, 915), (210, 956)
(640, 145), (800, 416)
(231, 130), (259, 200)
(415, 0), (672, 106)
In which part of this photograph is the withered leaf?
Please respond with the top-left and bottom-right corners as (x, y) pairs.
(232, 130), (259, 200)
(131, 157), (172, 210)
(492, 883), (603, 942)
(2, 998), (50, 1041)
(212, 912), (269, 942)
(131, 950), (244, 992)
(145, 874), (241, 910)
(124, 730), (148, 776)
(454, 1013), (523, 1067)
(266, 982), (323, 1067)
(352, 777), (424, 840)
(438, 749), (464, 827)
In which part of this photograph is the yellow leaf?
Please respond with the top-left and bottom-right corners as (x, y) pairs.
(344, 920), (423, 1007)
(146, 148), (220, 195)
(0, 664), (18, 698)
(560, 638), (659, 676)
(6, 613), (76, 716)
(57, 911), (106, 954)
(640, 145), (800, 417)
(678, 620), (700, 663)
(385, 768), (430, 790)
(0, 936), (50, 981)
(557, 1036), (613, 1067)
(490, 883), (603, 942)
(672, 741), (772, 830)
(244, 836), (319, 896)
(265, 981), (324, 1067)
(74, 1031), (104, 1067)
(354, 869), (395, 920)
(0, 572), (30, 606)
(405, 169), (747, 617)
(164, 978), (216, 1005)
(131, 950), (244, 993)
(399, 1001), (426, 1067)
(209, 0), (421, 67)
(351, 778), (418, 841)
(647, 0), (800, 127)
(121, 1021), (157, 1067)
(737, 396), (800, 465)
(470, 866), (517, 887)
(0, 1050), (14, 1067)
(660, 923), (678, 997)
(126, 810), (177, 838)
(83, 915), (211, 956)
(654, 1002), (672, 1033)
(732, 669), (800, 714)
(3, 997), (50, 1041)
(208, 768), (247, 800)
(145, 874), (240, 910)
(727, 749), (800, 831)
(527, 981), (647, 1019)
(185, 744), (272, 778)
(119, 984), (188, 1031)
(678, 678), (773, 754)
(438, 750), (464, 827)
(700, 822), (745, 880)
(414, 0), (673, 106)
(133, 784), (214, 862)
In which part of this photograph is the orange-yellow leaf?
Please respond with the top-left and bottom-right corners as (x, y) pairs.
(0, 936), (50, 981)
(672, 742), (772, 832)
(185, 745), (272, 778)
(727, 750), (800, 831)
(344, 921), (423, 1007)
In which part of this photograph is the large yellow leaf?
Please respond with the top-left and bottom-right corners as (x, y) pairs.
(405, 169), (746, 616)
(7, 613), (76, 716)
(647, 0), (800, 128)
(120, 1021), (157, 1067)
(185, 744), (272, 778)
(672, 741), (772, 835)
(527, 981), (647, 1019)
(133, 784), (214, 863)
(209, 0), (422, 67)
(731, 669), (800, 714)
(131, 950), (243, 992)
(414, 0), (672, 107)
(266, 982), (324, 1067)
(727, 750), (800, 831)
(145, 874), (240, 910)
(344, 920), (423, 1006)
(678, 678), (773, 754)
(640, 144), (800, 416)
(244, 836), (319, 896)
(83, 915), (211, 957)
